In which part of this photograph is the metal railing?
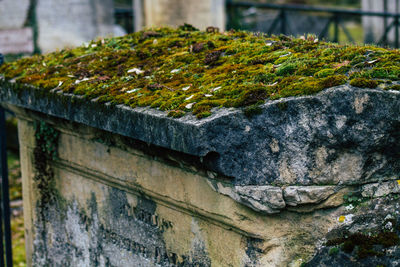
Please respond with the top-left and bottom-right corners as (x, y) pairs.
(226, 1), (400, 48)
(0, 110), (12, 267)
(0, 55), (12, 267)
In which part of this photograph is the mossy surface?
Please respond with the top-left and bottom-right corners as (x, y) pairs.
(349, 78), (378, 88)
(326, 231), (400, 259)
(1, 26), (399, 118)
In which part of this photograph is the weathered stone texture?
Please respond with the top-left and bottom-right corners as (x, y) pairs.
(2, 83), (399, 188)
(2, 80), (400, 265)
(283, 186), (336, 206)
(0, 0), (30, 30)
(361, 180), (400, 198)
(10, 108), (354, 266)
(36, 0), (115, 53)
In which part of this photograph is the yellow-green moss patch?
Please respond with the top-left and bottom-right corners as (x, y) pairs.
(350, 78), (378, 88)
(1, 26), (398, 118)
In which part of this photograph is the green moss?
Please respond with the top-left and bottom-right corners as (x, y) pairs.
(350, 78), (378, 88)
(386, 84), (400, 91)
(328, 247), (339, 256)
(167, 110), (185, 118)
(33, 121), (59, 207)
(0, 26), (398, 119)
(327, 231), (400, 259)
(276, 62), (298, 76)
(7, 151), (22, 201)
(320, 75), (347, 88)
(315, 68), (335, 78)
(276, 102), (288, 111)
(244, 104), (263, 117)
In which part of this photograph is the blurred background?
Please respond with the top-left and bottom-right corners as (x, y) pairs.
(0, 0), (399, 266)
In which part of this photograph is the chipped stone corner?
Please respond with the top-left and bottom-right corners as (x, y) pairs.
(207, 181), (346, 214)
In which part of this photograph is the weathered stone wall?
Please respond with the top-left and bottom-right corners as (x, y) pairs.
(11, 107), (333, 266)
(134, 0), (226, 31)
(7, 101), (400, 266)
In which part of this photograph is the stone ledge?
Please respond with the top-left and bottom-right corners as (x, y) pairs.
(1, 80), (400, 187)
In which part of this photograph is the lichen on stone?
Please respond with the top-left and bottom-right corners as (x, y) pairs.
(1, 25), (399, 118)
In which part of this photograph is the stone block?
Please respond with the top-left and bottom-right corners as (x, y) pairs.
(2, 28), (400, 266)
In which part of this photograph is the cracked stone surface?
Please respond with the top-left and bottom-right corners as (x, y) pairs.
(207, 182), (285, 214)
(283, 186), (337, 207)
(361, 180), (400, 198)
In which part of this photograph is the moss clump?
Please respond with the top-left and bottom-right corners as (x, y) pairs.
(315, 68), (335, 78)
(386, 84), (400, 91)
(320, 75), (347, 88)
(276, 62), (298, 76)
(167, 110), (185, 118)
(367, 67), (400, 80)
(350, 78), (378, 88)
(244, 104), (263, 117)
(326, 231), (400, 259)
(0, 26), (397, 119)
(328, 247), (339, 256)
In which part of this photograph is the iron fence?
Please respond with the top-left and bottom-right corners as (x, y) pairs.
(0, 106), (12, 267)
(226, 1), (400, 48)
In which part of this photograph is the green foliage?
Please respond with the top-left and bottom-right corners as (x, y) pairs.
(34, 121), (59, 160)
(328, 247), (339, 256)
(33, 121), (60, 208)
(343, 191), (364, 206)
(8, 151), (22, 201)
(11, 215), (26, 267)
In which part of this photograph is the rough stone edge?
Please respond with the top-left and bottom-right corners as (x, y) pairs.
(1, 79), (400, 184)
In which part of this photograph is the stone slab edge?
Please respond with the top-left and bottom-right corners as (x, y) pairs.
(1, 79), (400, 186)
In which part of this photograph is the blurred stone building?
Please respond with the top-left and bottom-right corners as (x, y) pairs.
(362, 0), (400, 44)
(0, 0), (226, 55)
(133, 0), (226, 32)
(0, 0), (122, 54)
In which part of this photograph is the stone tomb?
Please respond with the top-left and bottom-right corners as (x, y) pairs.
(1, 80), (400, 266)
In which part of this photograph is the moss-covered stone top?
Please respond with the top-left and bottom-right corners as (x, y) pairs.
(1, 25), (400, 118)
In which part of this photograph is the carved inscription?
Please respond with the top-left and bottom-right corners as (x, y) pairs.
(99, 225), (193, 266)
(133, 207), (173, 231)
